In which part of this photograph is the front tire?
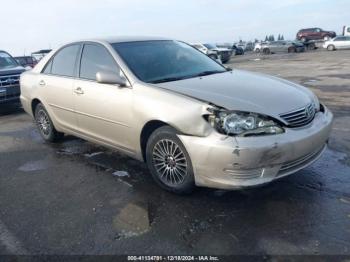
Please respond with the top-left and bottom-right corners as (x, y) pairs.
(34, 103), (64, 142)
(146, 126), (195, 194)
(327, 45), (335, 51)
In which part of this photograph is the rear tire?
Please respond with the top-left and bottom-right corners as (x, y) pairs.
(34, 103), (64, 142)
(146, 126), (195, 194)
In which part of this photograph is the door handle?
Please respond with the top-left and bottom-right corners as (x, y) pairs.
(74, 87), (84, 95)
(39, 80), (46, 86)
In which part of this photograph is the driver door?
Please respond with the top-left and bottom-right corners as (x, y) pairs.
(73, 43), (134, 152)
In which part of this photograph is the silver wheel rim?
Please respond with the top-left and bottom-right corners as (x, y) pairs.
(152, 139), (188, 185)
(37, 109), (51, 136)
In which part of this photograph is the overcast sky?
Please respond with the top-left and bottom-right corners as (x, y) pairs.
(2, 0), (349, 56)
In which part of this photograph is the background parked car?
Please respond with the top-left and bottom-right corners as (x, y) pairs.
(231, 44), (244, 55)
(237, 42), (254, 52)
(190, 43), (219, 60)
(288, 41), (306, 53)
(14, 56), (37, 68)
(31, 49), (52, 62)
(261, 41), (296, 54)
(0, 50), (25, 106)
(203, 43), (232, 63)
(296, 28), (336, 42)
(323, 36), (350, 51)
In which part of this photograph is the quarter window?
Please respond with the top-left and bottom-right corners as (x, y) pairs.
(50, 44), (80, 77)
(79, 44), (119, 81)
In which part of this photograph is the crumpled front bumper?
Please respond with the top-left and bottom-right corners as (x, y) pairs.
(178, 107), (333, 190)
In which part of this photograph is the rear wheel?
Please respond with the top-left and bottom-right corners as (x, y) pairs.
(327, 45), (335, 51)
(34, 103), (64, 142)
(146, 126), (195, 194)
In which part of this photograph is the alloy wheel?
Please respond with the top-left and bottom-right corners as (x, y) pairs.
(152, 139), (188, 186)
(37, 109), (51, 136)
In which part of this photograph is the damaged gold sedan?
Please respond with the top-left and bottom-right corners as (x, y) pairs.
(20, 37), (333, 194)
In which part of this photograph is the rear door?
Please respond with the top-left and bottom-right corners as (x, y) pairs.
(73, 43), (133, 151)
(39, 44), (81, 131)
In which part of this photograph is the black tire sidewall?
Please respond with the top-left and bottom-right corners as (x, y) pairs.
(34, 103), (61, 142)
(146, 126), (195, 194)
(327, 45), (335, 51)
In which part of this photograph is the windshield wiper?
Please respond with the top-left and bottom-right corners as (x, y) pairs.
(150, 76), (190, 84)
(191, 70), (227, 77)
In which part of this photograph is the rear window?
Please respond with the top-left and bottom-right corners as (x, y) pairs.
(49, 44), (80, 77)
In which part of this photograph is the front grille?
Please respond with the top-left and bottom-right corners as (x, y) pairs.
(279, 103), (316, 127)
(0, 74), (20, 88)
(278, 145), (325, 176)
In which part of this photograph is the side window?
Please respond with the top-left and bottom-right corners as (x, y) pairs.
(43, 59), (53, 74)
(348, 28), (350, 33)
(50, 44), (80, 77)
(79, 44), (119, 81)
(335, 37), (345, 41)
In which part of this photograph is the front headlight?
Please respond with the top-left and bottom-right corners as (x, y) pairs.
(206, 111), (284, 136)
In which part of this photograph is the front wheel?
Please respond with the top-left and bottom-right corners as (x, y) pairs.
(146, 126), (195, 194)
(34, 103), (64, 142)
(327, 45), (335, 51)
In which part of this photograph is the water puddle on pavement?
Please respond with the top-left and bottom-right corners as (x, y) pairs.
(113, 203), (150, 239)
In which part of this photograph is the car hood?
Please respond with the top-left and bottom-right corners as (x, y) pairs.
(153, 70), (315, 118)
(0, 66), (25, 76)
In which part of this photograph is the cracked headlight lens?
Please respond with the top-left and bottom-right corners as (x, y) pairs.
(207, 111), (284, 136)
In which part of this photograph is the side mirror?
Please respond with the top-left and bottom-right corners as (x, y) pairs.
(96, 71), (128, 87)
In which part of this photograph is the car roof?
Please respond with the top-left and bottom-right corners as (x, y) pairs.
(95, 36), (171, 44)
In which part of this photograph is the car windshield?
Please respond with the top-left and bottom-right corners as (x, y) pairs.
(112, 40), (227, 83)
(0, 52), (19, 69)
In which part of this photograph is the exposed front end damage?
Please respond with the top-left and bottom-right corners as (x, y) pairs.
(177, 106), (333, 189)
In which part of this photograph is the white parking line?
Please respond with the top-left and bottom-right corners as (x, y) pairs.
(0, 220), (28, 254)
